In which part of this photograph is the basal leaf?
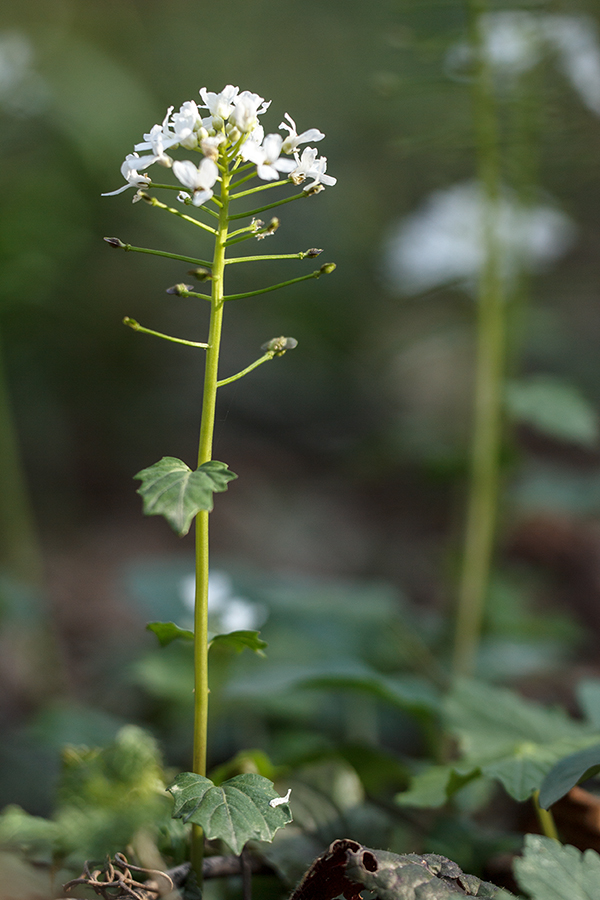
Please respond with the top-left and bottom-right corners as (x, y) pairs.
(514, 834), (600, 900)
(167, 772), (292, 854)
(538, 743), (600, 809)
(209, 630), (267, 656)
(396, 764), (481, 808)
(445, 680), (590, 759)
(147, 621), (194, 646)
(134, 457), (237, 536)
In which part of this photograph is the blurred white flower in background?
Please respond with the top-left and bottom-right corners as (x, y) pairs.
(0, 31), (48, 114)
(383, 181), (575, 295)
(447, 12), (600, 115)
(180, 571), (268, 634)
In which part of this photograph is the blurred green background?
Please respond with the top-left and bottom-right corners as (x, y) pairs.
(2, 0), (600, 830)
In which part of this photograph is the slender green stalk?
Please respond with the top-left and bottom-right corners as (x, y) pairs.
(142, 195), (217, 235)
(190, 159), (231, 884)
(106, 239), (212, 267)
(228, 192), (306, 220)
(216, 352), (273, 387)
(533, 791), (560, 841)
(229, 179), (288, 199)
(452, 0), (507, 678)
(225, 250), (320, 265)
(224, 269), (323, 301)
(122, 318), (209, 348)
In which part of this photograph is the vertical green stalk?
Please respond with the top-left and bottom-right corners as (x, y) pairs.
(533, 791), (560, 841)
(452, 0), (507, 679)
(191, 161), (231, 882)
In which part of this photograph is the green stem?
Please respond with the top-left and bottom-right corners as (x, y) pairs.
(216, 352), (273, 387)
(143, 195), (217, 235)
(533, 791), (560, 841)
(111, 240), (212, 267)
(227, 192), (306, 220)
(190, 157), (231, 885)
(229, 179), (288, 200)
(224, 269), (322, 301)
(122, 318), (209, 348)
(452, 0), (507, 679)
(225, 250), (318, 265)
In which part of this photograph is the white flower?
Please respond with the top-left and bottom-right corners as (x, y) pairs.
(279, 113), (325, 154)
(230, 90), (271, 133)
(101, 152), (155, 196)
(172, 157), (219, 206)
(134, 105), (176, 164)
(269, 788), (292, 808)
(241, 133), (296, 181)
(383, 180), (575, 295)
(199, 84), (239, 119)
(290, 147), (336, 190)
(171, 100), (203, 149)
(200, 133), (226, 160)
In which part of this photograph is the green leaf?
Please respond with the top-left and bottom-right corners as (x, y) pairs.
(396, 765), (480, 809)
(505, 377), (599, 448)
(538, 743), (600, 809)
(446, 680), (590, 759)
(514, 834), (600, 900)
(209, 630), (267, 656)
(167, 772), (292, 854)
(400, 681), (600, 807)
(147, 621), (194, 646)
(134, 457), (237, 536)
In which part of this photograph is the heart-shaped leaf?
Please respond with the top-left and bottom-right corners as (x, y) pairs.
(209, 630), (267, 656)
(147, 621), (194, 646)
(168, 772), (292, 854)
(134, 457), (237, 536)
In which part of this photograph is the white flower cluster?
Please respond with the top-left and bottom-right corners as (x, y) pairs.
(103, 84), (336, 205)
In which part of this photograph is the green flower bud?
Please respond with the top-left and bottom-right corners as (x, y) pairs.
(104, 237), (126, 249)
(166, 283), (194, 296)
(319, 263), (336, 275)
(188, 268), (213, 281)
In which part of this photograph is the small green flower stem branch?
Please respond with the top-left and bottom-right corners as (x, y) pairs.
(122, 317), (209, 348)
(225, 250), (320, 265)
(141, 194), (217, 235)
(227, 192), (306, 220)
(533, 791), (560, 841)
(104, 237), (212, 268)
(452, 0), (508, 679)
(216, 351), (276, 388)
(224, 268), (328, 301)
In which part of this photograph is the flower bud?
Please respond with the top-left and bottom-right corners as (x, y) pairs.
(266, 217), (280, 234)
(188, 267), (213, 281)
(104, 237), (126, 249)
(166, 283), (194, 296)
(319, 263), (336, 275)
(261, 336), (298, 356)
(123, 317), (139, 329)
(305, 248), (323, 258)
